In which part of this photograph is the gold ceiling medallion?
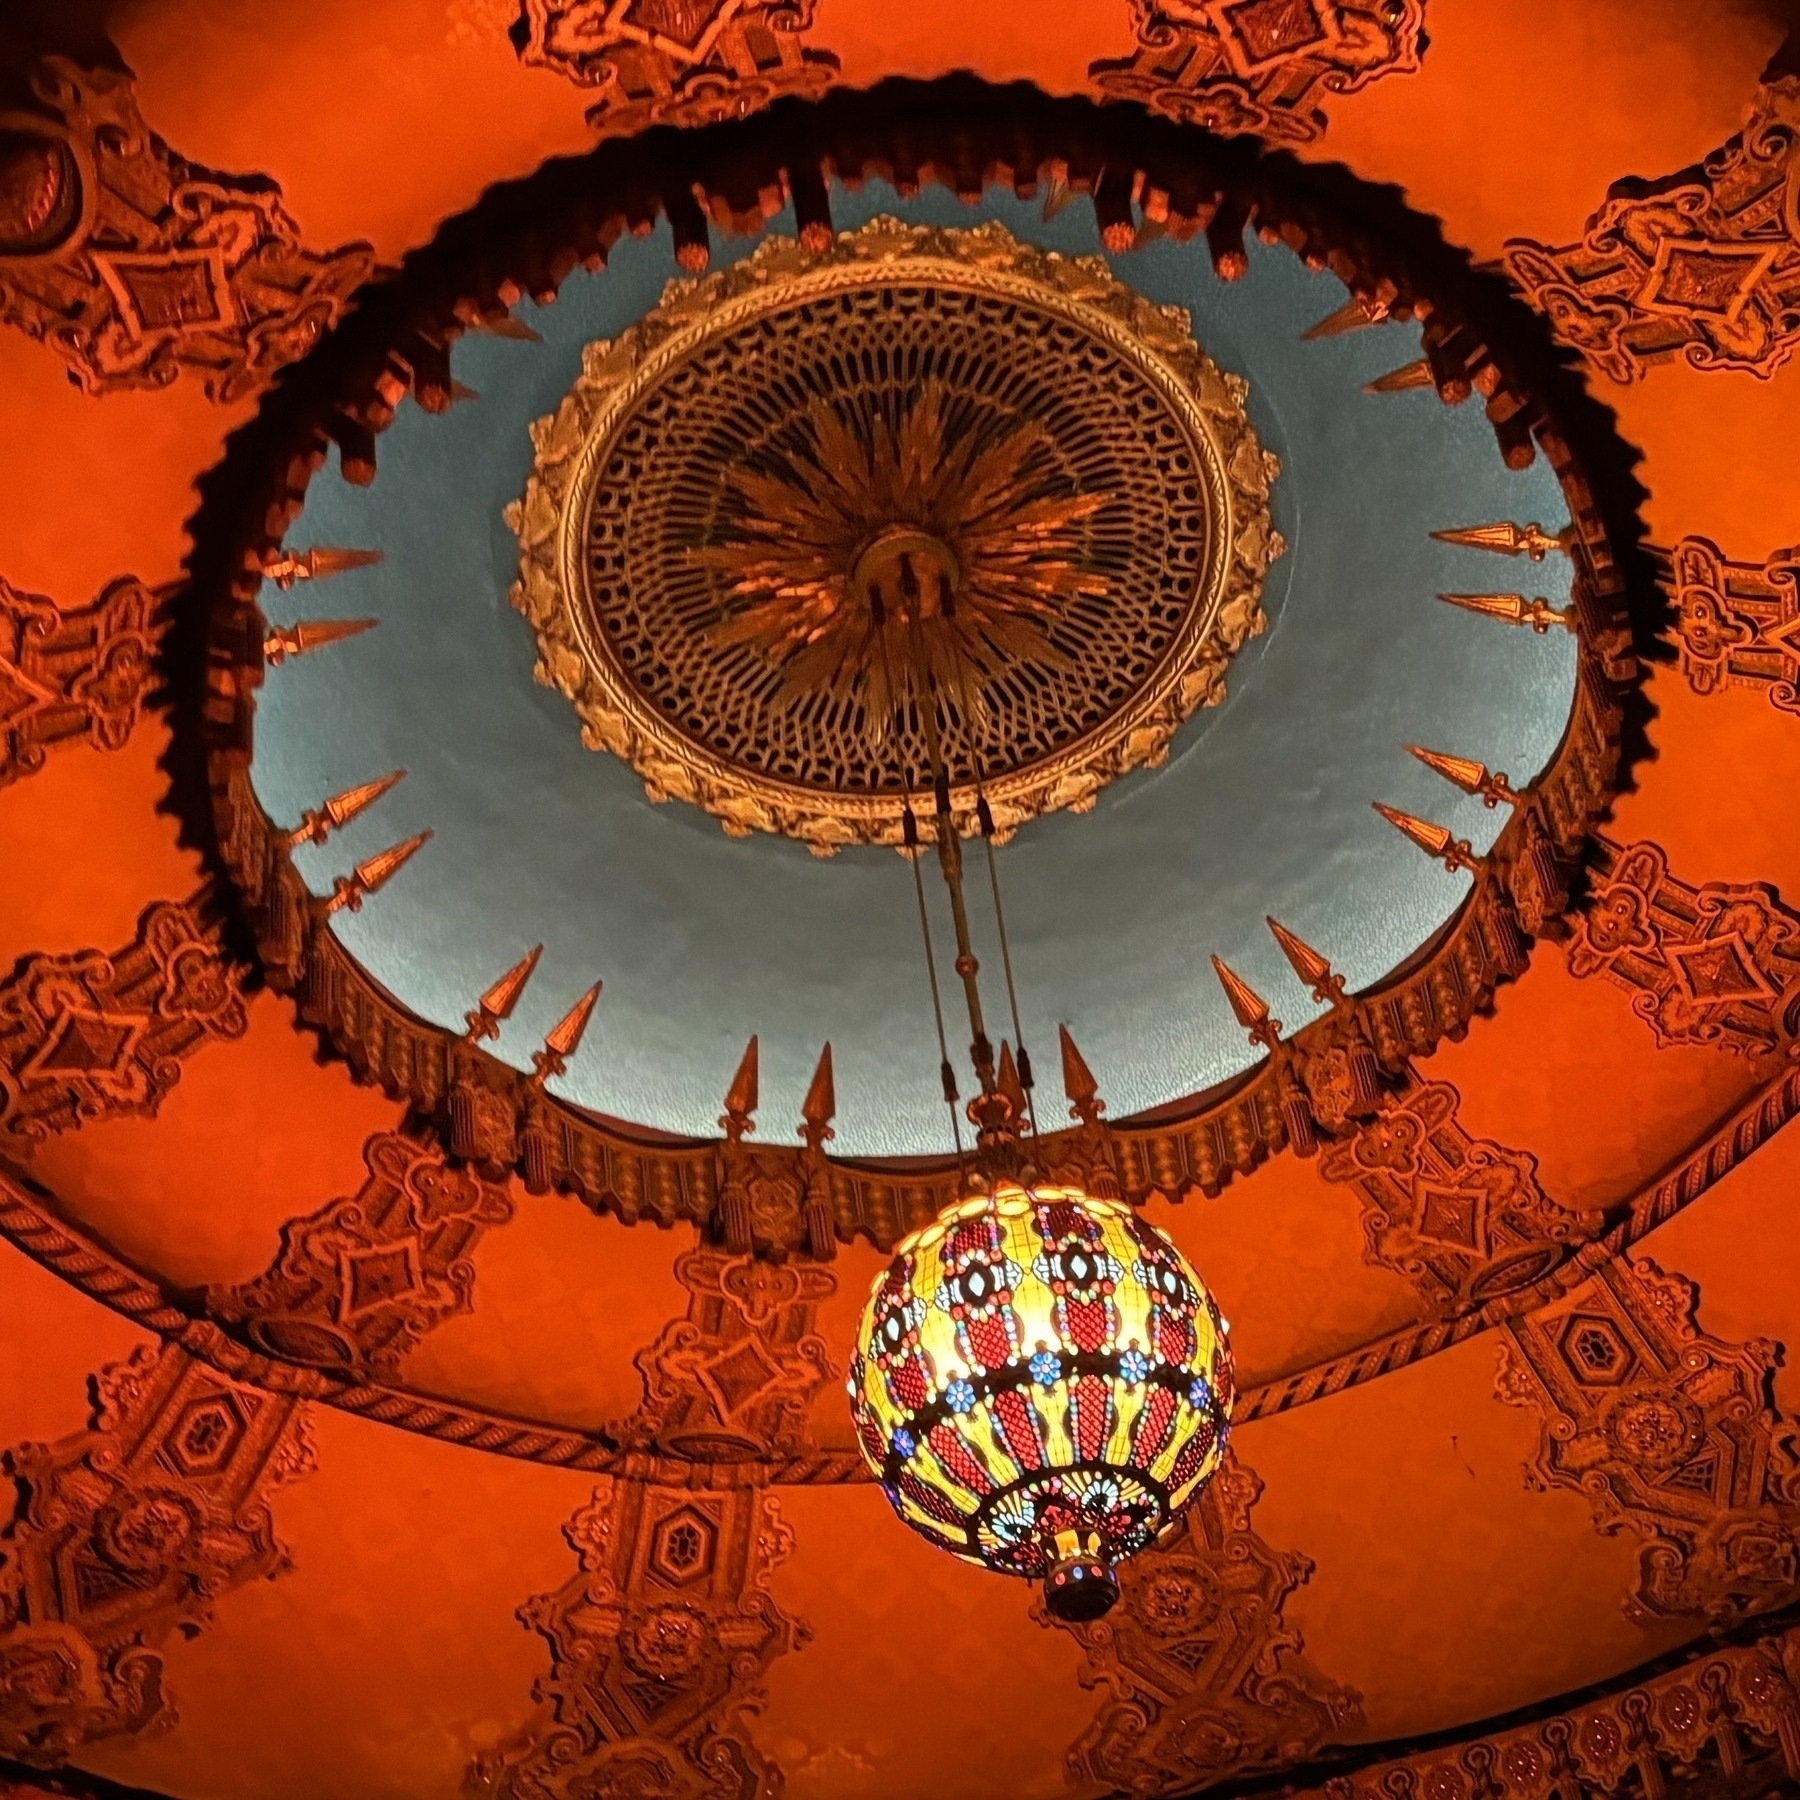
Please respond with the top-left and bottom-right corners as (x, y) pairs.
(506, 218), (1283, 853)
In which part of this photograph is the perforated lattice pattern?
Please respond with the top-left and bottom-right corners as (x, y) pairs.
(580, 281), (1218, 794)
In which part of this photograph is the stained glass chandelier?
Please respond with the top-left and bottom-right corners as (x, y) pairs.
(849, 1180), (1233, 1620)
(719, 418), (1239, 1620)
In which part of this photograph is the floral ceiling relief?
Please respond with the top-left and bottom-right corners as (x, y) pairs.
(0, 1345), (313, 1766)
(210, 1128), (517, 1382)
(470, 1477), (806, 1799)
(1566, 839), (1800, 1061)
(1502, 75), (1800, 383)
(1498, 1256), (1800, 1627)
(0, 575), (163, 790)
(1302, 1627), (1800, 1800)
(1657, 535), (1800, 716)
(0, 60), (375, 401)
(612, 1251), (837, 1468)
(1088, 0), (1429, 146)
(1317, 1076), (1603, 1315)
(0, 894), (248, 1145)
(507, 218), (1281, 853)
(1045, 1453), (1362, 1796)
(509, 0), (840, 137)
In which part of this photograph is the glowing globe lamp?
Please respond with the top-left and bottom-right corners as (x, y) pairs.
(847, 1180), (1234, 1621)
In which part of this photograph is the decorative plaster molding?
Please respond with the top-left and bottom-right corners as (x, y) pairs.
(210, 1127), (515, 1380)
(1498, 1256), (1800, 1627)
(1237, 1065), (1800, 1425)
(1047, 1452), (1362, 1796)
(1568, 838), (1800, 1060)
(1656, 536), (1800, 715)
(1089, 0), (1429, 145)
(0, 60), (375, 401)
(470, 1476), (806, 1798)
(0, 1159), (872, 1485)
(0, 578), (163, 790)
(3, 1057), (1799, 1476)
(506, 219), (1282, 853)
(1318, 1076), (1604, 1314)
(1501, 76), (1800, 384)
(614, 1252), (836, 1463)
(0, 894), (248, 1146)
(0, 1345), (311, 1766)
(511, 0), (840, 137)
(1302, 1626), (1800, 1800)
(179, 91), (1642, 1234)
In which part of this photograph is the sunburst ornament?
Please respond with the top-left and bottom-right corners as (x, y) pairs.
(506, 217), (1283, 851)
(697, 380), (1107, 733)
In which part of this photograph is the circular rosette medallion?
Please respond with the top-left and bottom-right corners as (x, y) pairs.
(508, 218), (1282, 852)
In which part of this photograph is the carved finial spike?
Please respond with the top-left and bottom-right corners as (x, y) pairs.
(1430, 521), (1571, 561)
(1058, 1024), (1106, 1126)
(466, 944), (543, 1041)
(263, 617), (378, 665)
(1405, 744), (1488, 795)
(799, 1043), (836, 1151)
(263, 546), (383, 590)
(721, 1035), (760, 1140)
(1404, 744), (1521, 807)
(1264, 916), (1346, 1008)
(1373, 803), (1482, 875)
(1303, 294), (1382, 340)
(1436, 591), (1576, 634)
(1362, 358), (1434, 394)
(326, 829), (431, 914)
(1210, 954), (1280, 1048)
(543, 981), (602, 1061)
(288, 768), (405, 847)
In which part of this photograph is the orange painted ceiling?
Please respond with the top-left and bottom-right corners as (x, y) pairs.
(4, 3), (1800, 1798)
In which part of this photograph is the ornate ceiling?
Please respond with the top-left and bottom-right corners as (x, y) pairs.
(2, 3), (1800, 1799)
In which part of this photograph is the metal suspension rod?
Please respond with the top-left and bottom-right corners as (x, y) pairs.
(904, 571), (996, 1100)
(908, 808), (966, 1166)
(981, 812), (1039, 1137)
(874, 590), (966, 1164)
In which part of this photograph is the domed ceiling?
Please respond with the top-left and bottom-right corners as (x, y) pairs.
(3, 4), (1800, 1800)
(246, 176), (1576, 1151)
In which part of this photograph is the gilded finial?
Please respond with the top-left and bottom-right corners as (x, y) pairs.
(288, 769), (405, 847)
(1436, 591), (1576, 634)
(464, 945), (543, 1042)
(1362, 358), (1433, 394)
(1210, 955), (1282, 1051)
(1405, 744), (1520, 808)
(1373, 803), (1483, 875)
(533, 981), (602, 1083)
(1058, 1024), (1106, 1127)
(1265, 917), (1348, 1009)
(262, 546), (383, 591)
(799, 1043), (836, 1152)
(263, 617), (378, 665)
(721, 1035), (760, 1142)
(1430, 521), (1572, 561)
(324, 829), (432, 914)
(1303, 294), (1384, 340)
